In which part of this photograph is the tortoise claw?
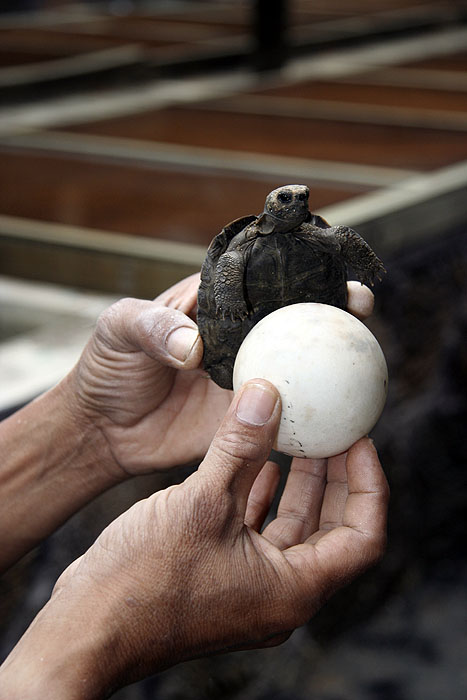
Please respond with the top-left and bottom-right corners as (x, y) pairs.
(216, 303), (248, 322)
(231, 309), (249, 322)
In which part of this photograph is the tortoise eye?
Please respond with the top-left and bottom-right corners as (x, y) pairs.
(298, 192), (308, 201)
(278, 191), (292, 203)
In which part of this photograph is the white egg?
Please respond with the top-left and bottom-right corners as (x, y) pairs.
(233, 303), (388, 459)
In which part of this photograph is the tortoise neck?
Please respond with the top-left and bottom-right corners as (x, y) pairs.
(261, 209), (307, 232)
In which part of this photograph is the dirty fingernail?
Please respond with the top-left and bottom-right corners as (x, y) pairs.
(167, 326), (199, 362)
(236, 383), (278, 426)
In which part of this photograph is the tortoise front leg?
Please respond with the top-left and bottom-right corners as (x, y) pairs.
(333, 226), (386, 286)
(214, 251), (249, 320)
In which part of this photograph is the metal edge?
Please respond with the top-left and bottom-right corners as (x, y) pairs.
(0, 45), (145, 88)
(0, 214), (206, 264)
(0, 129), (418, 187)
(1, 160), (466, 296)
(319, 159), (467, 254)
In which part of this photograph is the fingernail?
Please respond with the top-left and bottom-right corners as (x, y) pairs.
(166, 326), (199, 362)
(236, 383), (278, 426)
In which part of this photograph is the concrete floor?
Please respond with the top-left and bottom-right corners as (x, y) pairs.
(0, 275), (117, 416)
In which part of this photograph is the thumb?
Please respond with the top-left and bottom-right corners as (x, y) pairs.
(96, 298), (203, 369)
(198, 379), (281, 516)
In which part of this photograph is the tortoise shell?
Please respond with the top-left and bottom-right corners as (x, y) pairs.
(197, 185), (384, 390)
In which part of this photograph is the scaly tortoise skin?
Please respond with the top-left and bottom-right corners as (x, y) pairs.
(197, 184), (385, 390)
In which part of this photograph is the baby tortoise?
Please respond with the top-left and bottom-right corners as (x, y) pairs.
(197, 184), (385, 390)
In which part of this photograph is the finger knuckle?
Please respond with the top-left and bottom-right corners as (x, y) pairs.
(96, 298), (134, 337)
(175, 479), (235, 539)
(134, 304), (163, 338)
(212, 428), (267, 467)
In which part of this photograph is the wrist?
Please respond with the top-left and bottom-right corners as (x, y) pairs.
(0, 373), (125, 571)
(0, 553), (176, 699)
(0, 591), (118, 699)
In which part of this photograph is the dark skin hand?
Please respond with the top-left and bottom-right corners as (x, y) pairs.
(0, 274), (375, 572)
(0, 273), (385, 699)
(71, 275), (375, 476)
(0, 380), (389, 699)
(70, 274), (230, 475)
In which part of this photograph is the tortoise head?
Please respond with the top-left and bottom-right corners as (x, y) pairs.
(259, 184), (310, 234)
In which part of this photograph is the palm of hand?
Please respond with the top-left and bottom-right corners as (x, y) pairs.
(100, 364), (231, 474)
(51, 369), (387, 690)
(65, 433), (386, 682)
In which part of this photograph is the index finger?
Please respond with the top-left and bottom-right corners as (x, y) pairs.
(153, 273), (201, 320)
(262, 457), (327, 550)
(346, 281), (374, 320)
(285, 438), (389, 593)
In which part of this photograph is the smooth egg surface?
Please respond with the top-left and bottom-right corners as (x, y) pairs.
(233, 303), (388, 458)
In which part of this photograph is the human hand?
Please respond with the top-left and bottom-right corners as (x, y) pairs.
(67, 275), (374, 480)
(67, 274), (232, 477)
(1, 379), (388, 698)
(0, 273), (377, 574)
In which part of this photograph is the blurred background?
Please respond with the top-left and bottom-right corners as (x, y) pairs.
(1, 1), (467, 698)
